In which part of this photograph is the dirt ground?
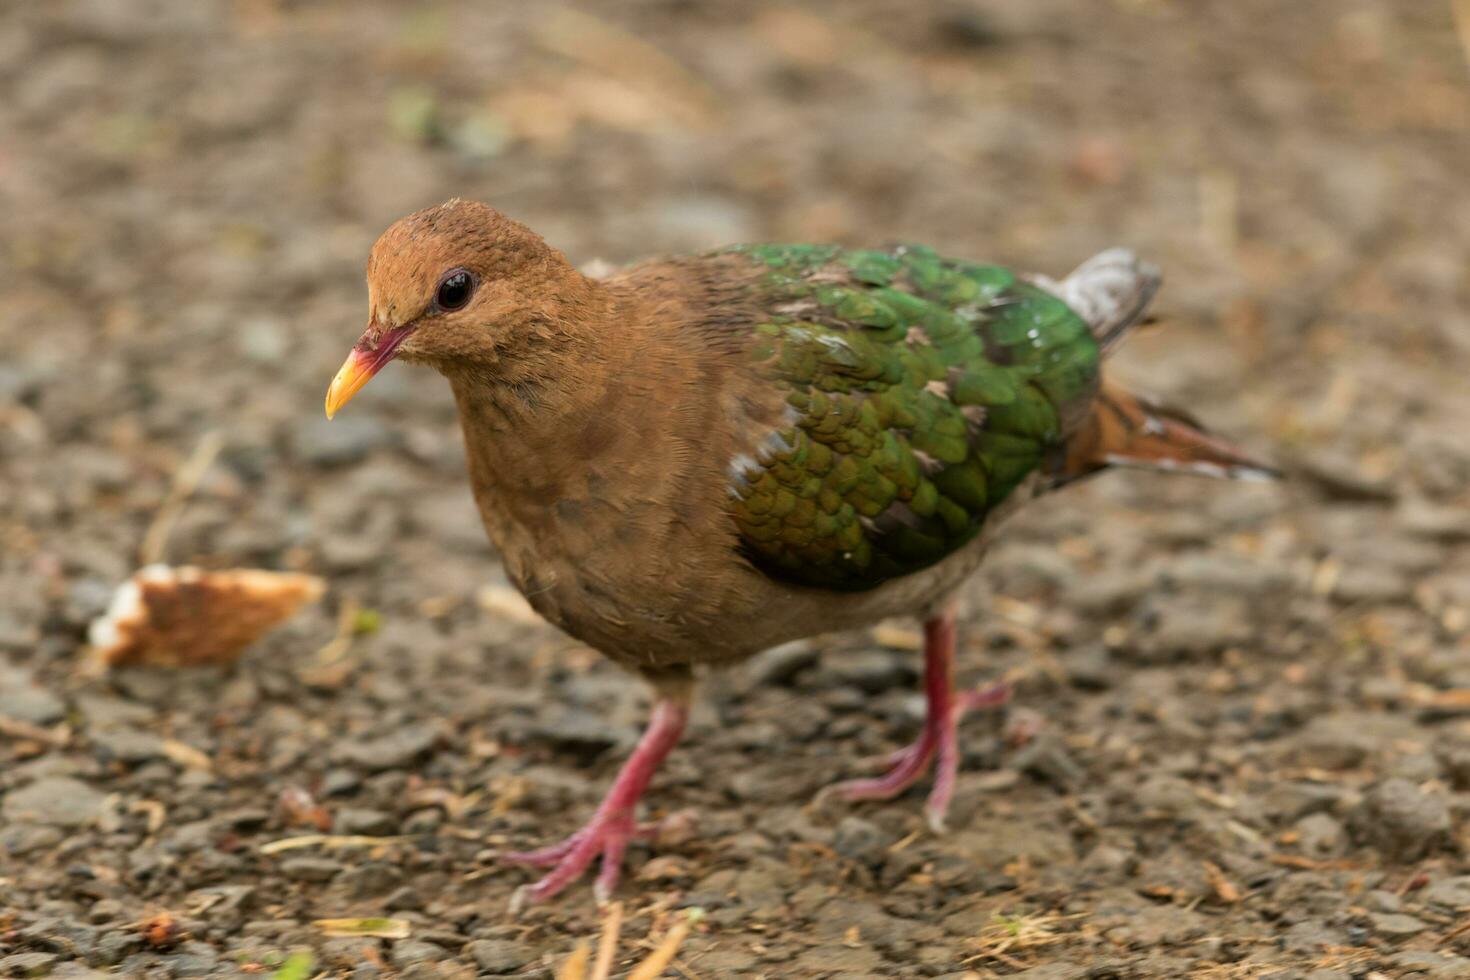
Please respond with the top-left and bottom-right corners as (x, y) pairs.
(3, 1), (1470, 977)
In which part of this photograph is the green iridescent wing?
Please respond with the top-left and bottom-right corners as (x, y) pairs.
(724, 243), (1101, 592)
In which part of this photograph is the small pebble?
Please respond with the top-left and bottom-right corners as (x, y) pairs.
(1370, 912), (1427, 939)
(279, 857), (344, 883)
(464, 939), (532, 974)
(2, 777), (107, 828)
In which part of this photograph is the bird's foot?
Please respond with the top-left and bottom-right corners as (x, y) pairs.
(502, 697), (689, 909)
(505, 809), (650, 909)
(821, 678), (1012, 832)
(504, 808), (697, 872)
(955, 678), (1013, 715)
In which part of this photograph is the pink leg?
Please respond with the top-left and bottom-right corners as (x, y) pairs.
(505, 698), (687, 907)
(825, 611), (1010, 832)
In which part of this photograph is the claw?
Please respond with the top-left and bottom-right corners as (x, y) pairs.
(504, 830), (586, 867)
(816, 612), (1012, 830)
(504, 698), (688, 906)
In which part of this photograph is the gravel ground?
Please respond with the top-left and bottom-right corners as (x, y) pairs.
(3, 1), (1470, 977)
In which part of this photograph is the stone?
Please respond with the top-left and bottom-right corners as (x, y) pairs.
(0, 683), (65, 725)
(3, 777), (106, 827)
(90, 728), (167, 764)
(1420, 875), (1470, 909)
(1397, 499), (1470, 541)
(1262, 781), (1345, 822)
(335, 808), (396, 835)
(1332, 566), (1411, 605)
(744, 640), (819, 687)
(465, 939), (532, 974)
(88, 931), (142, 967)
(1060, 644), (1114, 689)
(520, 711), (626, 758)
(1387, 950), (1470, 977)
(331, 724), (441, 771)
(166, 941), (220, 976)
(384, 885), (424, 911)
(1370, 912), (1426, 938)
(290, 414), (394, 466)
(389, 940), (445, 970)
(1296, 448), (1397, 501)
(322, 768), (362, 796)
(1351, 778), (1450, 861)
(51, 966), (109, 980)
(0, 952), (59, 977)
(1294, 713), (1415, 770)
(791, 944), (884, 975)
(832, 815), (890, 866)
(279, 857), (344, 882)
(342, 862), (403, 898)
(1011, 737), (1084, 789)
(1293, 813), (1347, 858)
(0, 824), (64, 855)
(825, 648), (913, 694)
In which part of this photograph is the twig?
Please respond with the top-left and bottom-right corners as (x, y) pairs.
(1440, 914), (1470, 946)
(260, 834), (405, 855)
(314, 597), (360, 663)
(0, 715), (69, 746)
(139, 430), (225, 565)
(312, 918), (410, 939)
(590, 902), (622, 980)
(626, 917), (693, 980)
(556, 942), (590, 980)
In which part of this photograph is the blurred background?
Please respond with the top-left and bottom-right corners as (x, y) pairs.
(3, 1), (1470, 977)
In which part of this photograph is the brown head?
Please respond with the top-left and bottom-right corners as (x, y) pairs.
(324, 199), (596, 417)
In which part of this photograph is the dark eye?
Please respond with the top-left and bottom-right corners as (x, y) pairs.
(434, 269), (475, 311)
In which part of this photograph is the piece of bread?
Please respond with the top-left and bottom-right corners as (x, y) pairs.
(88, 565), (325, 668)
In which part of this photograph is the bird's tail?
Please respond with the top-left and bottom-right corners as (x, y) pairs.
(1042, 248), (1277, 483)
(1053, 247), (1161, 354)
(1058, 380), (1279, 482)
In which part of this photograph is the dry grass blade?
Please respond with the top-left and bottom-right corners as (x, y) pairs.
(140, 429), (224, 564)
(626, 917), (693, 980)
(162, 738), (212, 771)
(963, 911), (1081, 966)
(1440, 915), (1470, 945)
(0, 714), (69, 746)
(591, 901), (623, 980)
(1269, 853), (1362, 871)
(312, 917), (411, 939)
(1203, 860), (1241, 903)
(313, 596), (360, 663)
(556, 941), (590, 980)
(557, 908), (700, 980)
(870, 622), (921, 650)
(260, 834), (404, 855)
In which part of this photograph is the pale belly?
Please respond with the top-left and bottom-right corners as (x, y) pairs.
(493, 490), (1024, 676)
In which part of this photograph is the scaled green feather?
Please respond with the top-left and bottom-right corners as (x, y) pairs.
(723, 242), (1100, 591)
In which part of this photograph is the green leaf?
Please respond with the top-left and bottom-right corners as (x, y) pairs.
(272, 951), (315, 980)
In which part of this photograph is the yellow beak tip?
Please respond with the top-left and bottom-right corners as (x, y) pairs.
(324, 352), (373, 420)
